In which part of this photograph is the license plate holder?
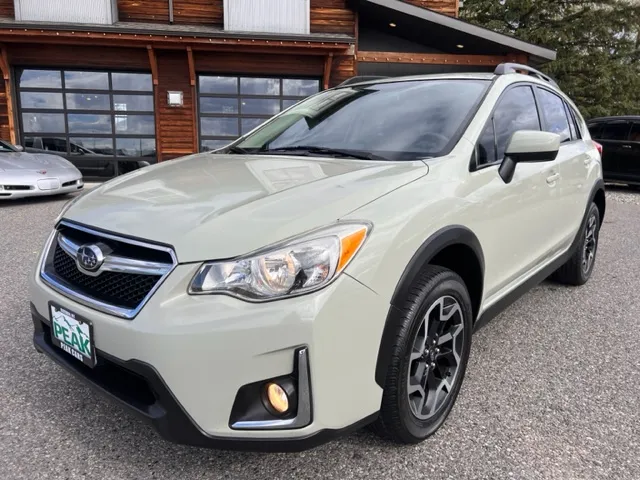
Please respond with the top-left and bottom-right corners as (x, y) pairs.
(49, 302), (96, 368)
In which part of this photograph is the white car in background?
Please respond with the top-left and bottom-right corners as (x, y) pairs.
(0, 140), (83, 200)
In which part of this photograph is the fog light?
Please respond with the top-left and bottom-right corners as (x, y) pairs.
(266, 382), (289, 414)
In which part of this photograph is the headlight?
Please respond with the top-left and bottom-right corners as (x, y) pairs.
(189, 222), (371, 300)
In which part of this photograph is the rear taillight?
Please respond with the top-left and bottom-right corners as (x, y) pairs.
(593, 141), (603, 156)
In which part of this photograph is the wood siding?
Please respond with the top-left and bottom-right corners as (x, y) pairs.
(401, 0), (458, 17)
(195, 52), (325, 76)
(156, 51), (195, 159)
(310, 0), (356, 35)
(173, 0), (223, 25)
(118, 0), (169, 23)
(0, 0), (14, 18)
(9, 44), (149, 69)
(0, 82), (9, 141)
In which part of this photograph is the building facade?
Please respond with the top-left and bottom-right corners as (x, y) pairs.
(0, 0), (555, 179)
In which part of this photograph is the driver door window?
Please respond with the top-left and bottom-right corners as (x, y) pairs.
(477, 86), (541, 166)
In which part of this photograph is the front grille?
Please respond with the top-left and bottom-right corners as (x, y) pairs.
(41, 222), (176, 318)
(52, 245), (161, 310)
(61, 180), (77, 187)
(3, 185), (32, 191)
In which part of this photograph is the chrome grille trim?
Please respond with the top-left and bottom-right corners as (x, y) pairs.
(57, 231), (173, 277)
(39, 221), (178, 320)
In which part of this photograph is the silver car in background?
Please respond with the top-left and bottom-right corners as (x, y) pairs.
(0, 140), (83, 200)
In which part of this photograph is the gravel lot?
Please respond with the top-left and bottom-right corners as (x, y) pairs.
(1, 187), (639, 480)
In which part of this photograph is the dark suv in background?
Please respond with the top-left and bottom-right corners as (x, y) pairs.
(587, 116), (640, 186)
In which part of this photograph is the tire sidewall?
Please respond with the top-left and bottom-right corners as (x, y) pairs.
(580, 203), (601, 282)
(396, 275), (473, 440)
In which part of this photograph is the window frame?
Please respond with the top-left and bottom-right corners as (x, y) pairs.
(196, 74), (322, 152)
(15, 66), (157, 178)
(472, 81), (543, 171)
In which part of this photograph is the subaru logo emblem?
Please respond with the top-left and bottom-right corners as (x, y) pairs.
(77, 244), (105, 272)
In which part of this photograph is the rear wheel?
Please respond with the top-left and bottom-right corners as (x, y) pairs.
(373, 266), (473, 444)
(553, 203), (600, 286)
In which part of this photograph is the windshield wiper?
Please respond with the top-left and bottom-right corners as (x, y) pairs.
(222, 145), (252, 154)
(259, 146), (387, 160)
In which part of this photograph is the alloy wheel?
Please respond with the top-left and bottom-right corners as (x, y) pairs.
(407, 295), (465, 420)
(582, 213), (598, 274)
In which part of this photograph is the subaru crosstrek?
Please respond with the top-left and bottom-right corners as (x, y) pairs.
(30, 63), (605, 452)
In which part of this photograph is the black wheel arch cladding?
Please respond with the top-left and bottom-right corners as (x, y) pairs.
(375, 225), (484, 388)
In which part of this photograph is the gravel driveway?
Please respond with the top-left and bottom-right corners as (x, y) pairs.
(0, 187), (638, 480)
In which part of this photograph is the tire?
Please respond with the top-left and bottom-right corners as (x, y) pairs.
(553, 202), (600, 286)
(372, 266), (473, 444)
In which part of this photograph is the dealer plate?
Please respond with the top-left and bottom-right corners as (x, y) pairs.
(49, 303), (95, 368)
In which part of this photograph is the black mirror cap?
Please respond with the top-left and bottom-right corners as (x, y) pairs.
(508, 149), (560, 163)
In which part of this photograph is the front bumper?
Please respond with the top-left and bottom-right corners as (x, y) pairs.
(0, 177), (83, 199)
(30, 262), (386, 451)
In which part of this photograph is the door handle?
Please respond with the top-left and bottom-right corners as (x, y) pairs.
(622, 145), (632, 149)
(546, 173), (560, 184)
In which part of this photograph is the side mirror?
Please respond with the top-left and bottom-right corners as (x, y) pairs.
(499, 130), (561, 184)
(14, 144), (24, 152)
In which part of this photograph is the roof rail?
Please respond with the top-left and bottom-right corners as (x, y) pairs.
(494, 63), (559, 88)
(337, 75), (388, 87)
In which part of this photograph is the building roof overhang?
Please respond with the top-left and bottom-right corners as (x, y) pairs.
(356, 0), (556, 65)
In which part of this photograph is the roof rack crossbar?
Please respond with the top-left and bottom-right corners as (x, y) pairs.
(494, 63), (558, 87)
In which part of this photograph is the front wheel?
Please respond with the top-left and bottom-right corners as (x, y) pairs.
(553, 202), (600, 286)
(373, 266), (473, 444)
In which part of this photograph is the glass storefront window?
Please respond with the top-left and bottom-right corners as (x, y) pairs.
(17, 68), (156, 179)
(198, 75), (320, 152)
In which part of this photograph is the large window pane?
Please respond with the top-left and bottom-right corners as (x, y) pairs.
(199, 76), (238, 94)
(282, 99), (300, 110)
(200, 97), (238, 114)
(66, 93), (110, 110)
(20, 92), (63, 109)
(19, 70), (61, 88)
(64, 71), (109, 90)
(201, 117), (239, 136)
(240, 77), (280, 96)
(22, 113), (65, 133)
(116, 138), (157, 157)
(23, 136), (67, 153)
(241, 118), (267, 134)
(70, 137), (114, 156)
(241, 98), (280, 115)
(113, 94), (154, 112)
(115, 115), (155, 135)
(283, 79), (319, 96)
(68, 114), (113, 134)
(112, 73), (152, 91)
(201, 139), (231, 152)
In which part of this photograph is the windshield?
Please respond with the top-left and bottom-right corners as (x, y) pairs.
(233, 79), (490, 161)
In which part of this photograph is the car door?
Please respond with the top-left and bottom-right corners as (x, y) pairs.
(533, 87), (584, 253)
(618, 121), (640, 181)
(599, 120), (632, 180)
(471, 84), (559, 300)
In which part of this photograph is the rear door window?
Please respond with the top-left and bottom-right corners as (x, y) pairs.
(537, 89), (571, 143)
(601, 122), (631, 141)
(629, 122), (640, 142)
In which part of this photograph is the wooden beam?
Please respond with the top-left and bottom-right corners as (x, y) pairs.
(187, 46), (197, 153)
(147, 45), (162, 162)
(357, 52), (519, 66)
(0, 44), (16, 144)
(323, 53), (333, 90)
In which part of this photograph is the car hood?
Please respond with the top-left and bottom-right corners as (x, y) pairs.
(64, 153), (428, 262)
(0, 152), (74, 171)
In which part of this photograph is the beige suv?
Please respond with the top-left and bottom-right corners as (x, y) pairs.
(29, 63), (605, 452)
